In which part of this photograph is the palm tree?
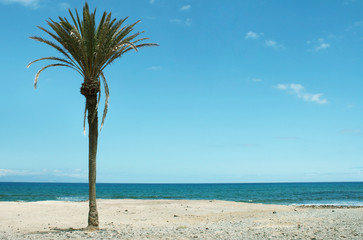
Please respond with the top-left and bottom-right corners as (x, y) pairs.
(27, 2), (157, 229)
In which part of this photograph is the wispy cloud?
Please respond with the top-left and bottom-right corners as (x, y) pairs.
(207, 143), (259, 148)
(346, 21), (363, 31)
(52, 169), (87, 179)
(149, 0), (155, 4)
(251, 78), (262, 82)
(0, 169), (39, 176)
(245, 31), (284, 49)
(0, 168), (87, 179)
(347, 104), (355, 108)
(274, 136), (300, 141)
(245, 31), (262, 40)
(343, 0), (357, 5)
(240, 144), (259, 148)
(315, 43), (330, 51)
(170, 18), (192, 26)
(345, 21), (363, 36)
(339, 128), (361, 135)
(147, 66), (162, 70)
(59, 2), (70, 11)
(245, 31), (283, 49)
(180, 4), (191, 11)
(352, 166), (363, 172)
(265, 39), (284, 49)
(265, 40), (276, 47)
(307, 38), (331, 52)
(275, 83), (328, 104)
(0, 0), (40, 8)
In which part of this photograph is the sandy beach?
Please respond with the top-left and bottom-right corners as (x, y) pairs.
(0, 200), (362, 239)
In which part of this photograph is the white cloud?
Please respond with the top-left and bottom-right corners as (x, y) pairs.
(347, 104), (355, 108)
(252, 78), (262, 82)
(302, 93), (328, 104)
(343, 0), (357, 5)
(0, 169), (39, 176)
(185, 18), (192, 26)
(147, 66), (162, 70)
(265, 40), (284, 49)
(245, 32), (283, 49)
(316, 42), (330, 51)
(170, 19), (182, 23)
(170, 18), (192, 26)
(150, 0), (155, 4)
(340, 129), (361, 135)
(347, 21), (363, 30)
(0, 0), (40, 8)
(265, 40), (276, 47)
(180, 4), (191, 11)
(59, 2), (70, 11)
(245, 31), (261, 40)
(0, 168), (87, 179)
(308, 38), (331, 52)
(275, 83), (328, 104)
(52, 169), (87, 179)
(290, 83), (304, 92)
(276, 84), (288, 90)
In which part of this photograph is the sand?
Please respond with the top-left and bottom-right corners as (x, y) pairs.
(0, 199), (362, 239)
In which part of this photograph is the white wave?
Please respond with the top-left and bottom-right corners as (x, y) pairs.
(291, 201), (363, 207)
(56, 196), (87, 202)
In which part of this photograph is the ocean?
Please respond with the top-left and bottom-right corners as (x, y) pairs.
(0, 182), (362, 206)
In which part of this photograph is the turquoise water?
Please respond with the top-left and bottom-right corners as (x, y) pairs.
(0, 182), (362, 206)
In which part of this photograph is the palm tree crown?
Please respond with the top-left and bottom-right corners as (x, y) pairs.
(28, 2), (157, 131)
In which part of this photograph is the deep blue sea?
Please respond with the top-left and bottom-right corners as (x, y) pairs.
(0, 182), (362, 206)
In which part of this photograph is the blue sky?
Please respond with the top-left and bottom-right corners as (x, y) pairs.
(0, 0), (362, 183)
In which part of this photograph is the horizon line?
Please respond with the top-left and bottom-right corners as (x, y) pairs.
(1, 181), (362, 184)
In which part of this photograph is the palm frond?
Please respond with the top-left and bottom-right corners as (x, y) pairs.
(33, 63), (74, 88)
(100, 72), (109, 131)
(83, 101), (87, 135)
(29, 2), (158, 131)
(29, 35), (75, 66)
(47, 19), (88, 72)
(27, 56), (83, 76)
(90, 77), (101, 124)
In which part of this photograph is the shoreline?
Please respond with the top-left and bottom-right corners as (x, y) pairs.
(1, 199), (362, 239)
(296, 204), (363, 209)
(2, 199), (363, 208)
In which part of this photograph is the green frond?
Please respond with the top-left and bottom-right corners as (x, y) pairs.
(27, 56), (82, 75)
(121, 31), (144, 43)
(29, 2), (158, 131)
(94, 11), (107, 40)
(127, 42), (159, 52)
(116, 41), (138, 52)
(46, 19), (87, 71)
(33, 63), (74, 88)
(29, 35), (78, 67)
(74, 9), (83, 35)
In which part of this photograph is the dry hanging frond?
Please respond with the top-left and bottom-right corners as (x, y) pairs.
(100, 72), (109, 131)
(28, 2), (158, 131)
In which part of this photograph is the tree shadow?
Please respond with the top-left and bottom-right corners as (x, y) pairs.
(29, 227), (99, 235)
(51, 227), (87, 232)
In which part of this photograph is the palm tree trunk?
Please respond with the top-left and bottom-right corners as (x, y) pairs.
(86, 94), (99, 229)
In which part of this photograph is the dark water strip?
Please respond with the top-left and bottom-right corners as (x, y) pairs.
(0, 182), (362, 206)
